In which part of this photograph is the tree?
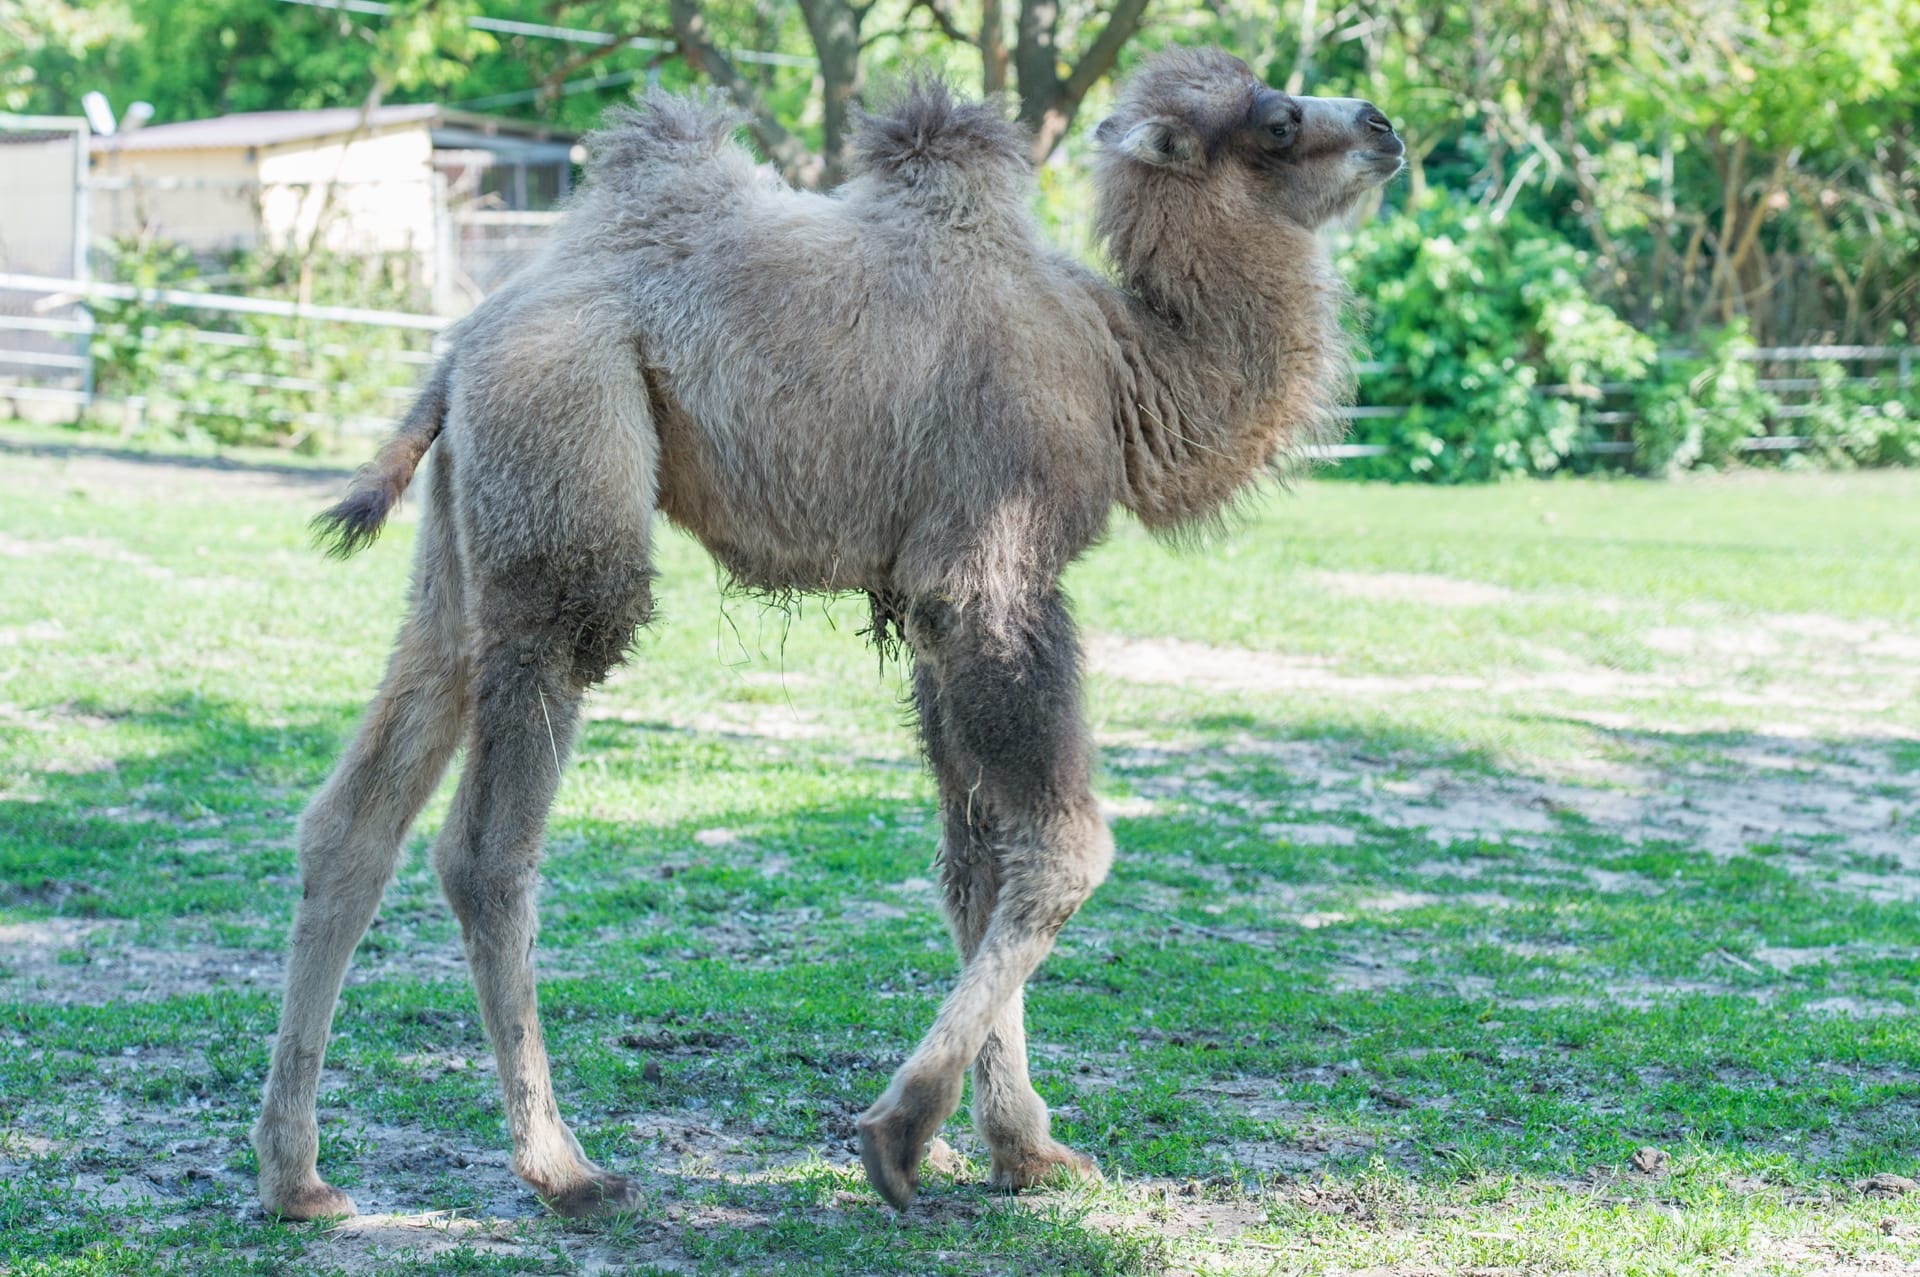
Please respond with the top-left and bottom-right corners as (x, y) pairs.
(909, 0), (1152, 161)
(666, 0), (1155, 182)
(669, 0), (859, 187)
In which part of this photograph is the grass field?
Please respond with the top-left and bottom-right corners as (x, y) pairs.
(2, 425), (1918, 1275)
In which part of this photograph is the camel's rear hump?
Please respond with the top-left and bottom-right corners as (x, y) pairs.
(587, 90), (749, 173)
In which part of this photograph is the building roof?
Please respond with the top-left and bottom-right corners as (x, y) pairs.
(90, 104), (574, 153)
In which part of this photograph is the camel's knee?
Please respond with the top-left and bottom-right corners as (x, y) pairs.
(1049, 803), (1114, 911)
(1004, 803), (1111, 931)
(294, 787), (404, 912)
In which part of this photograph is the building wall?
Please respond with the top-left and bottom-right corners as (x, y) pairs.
(90, 125), (440, 268)
(257, 126), (438, 258)
(90, 144), (263, 253)
(0, 131), (86, 277)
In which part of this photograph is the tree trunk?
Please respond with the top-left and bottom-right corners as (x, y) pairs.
(1013, 0), (1150, 163)
(671, 0), (864, 189)
(797, 0), (865, 188)
(981, 0), (1008, 95)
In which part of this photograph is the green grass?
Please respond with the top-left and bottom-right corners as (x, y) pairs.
(3, 422), (1919, 1274)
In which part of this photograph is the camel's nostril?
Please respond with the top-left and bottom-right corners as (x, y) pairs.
(1364, 110), (1394, 135)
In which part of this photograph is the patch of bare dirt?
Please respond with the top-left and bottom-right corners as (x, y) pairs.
(309, 1214), (562, 1274)
(1309, 570), (1518, 608)
(1087, 634), (1498, 698)
(0, 912), (526, 1007)
(1108, 727), (1920, 903)
(1089, 588), (1920, 735)
(0, 441), (351, 502)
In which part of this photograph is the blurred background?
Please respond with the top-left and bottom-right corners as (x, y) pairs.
(1, 0), (1915, 478)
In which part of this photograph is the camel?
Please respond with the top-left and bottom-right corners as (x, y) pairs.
(251, 45), (1403, 1221)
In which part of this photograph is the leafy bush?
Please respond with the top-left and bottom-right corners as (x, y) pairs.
(1336, 194), (1655, 482)
(85, 237), (433, 453)
(1802, 370), (1920, 468)
(1630, 332), (1920, 473)
(1629, 324), (1778, 475)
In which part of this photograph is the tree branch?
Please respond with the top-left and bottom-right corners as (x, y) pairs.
(1059, 0), (1151, 104)
(908, 0), (970, 45)
(539, 25), (673, 95)
(668, 0), (822, 185)
(1015, 0), (1151, 160)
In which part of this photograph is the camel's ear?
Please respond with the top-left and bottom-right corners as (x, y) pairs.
(1106, 116), (1203, 171)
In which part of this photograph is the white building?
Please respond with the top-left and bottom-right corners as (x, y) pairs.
(85, 104), (577, 302)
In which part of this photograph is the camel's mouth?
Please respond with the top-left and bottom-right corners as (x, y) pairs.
(1359, 141), (1406, 182)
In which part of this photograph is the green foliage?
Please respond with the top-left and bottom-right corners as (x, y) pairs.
(86, 236), (432, 452)
(1630, 324), (1777, 476)
(1801, 369), (1920, 470)
(0, 0), (133, 112)
(1336, 195), (1654, 482)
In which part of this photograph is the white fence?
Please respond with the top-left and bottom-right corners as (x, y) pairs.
(0, 272), (443, 444)
(453, 209), (563, 295)
(2, 269), (1912, 461)
(1331, 345), (1919, 461)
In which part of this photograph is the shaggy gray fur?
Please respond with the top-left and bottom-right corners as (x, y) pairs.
(265, 47), (1403, 1221)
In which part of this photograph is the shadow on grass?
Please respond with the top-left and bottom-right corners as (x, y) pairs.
(5, 687), (1918, 1269)
(0, 430), (352, 487)
(0, 693), (361, 921)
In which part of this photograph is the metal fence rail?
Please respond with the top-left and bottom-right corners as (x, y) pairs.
(0, 272), (441, 441)
(0, 271), (1914, 458)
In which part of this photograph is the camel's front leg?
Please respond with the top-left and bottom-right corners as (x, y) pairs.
(916, 661), (1102, 1191)
(858, 592), (1112, 1210)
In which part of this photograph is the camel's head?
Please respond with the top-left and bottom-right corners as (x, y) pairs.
(1093, 47), (1404, 230)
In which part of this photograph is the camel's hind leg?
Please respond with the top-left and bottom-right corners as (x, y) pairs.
(428, 553), (653, 1218)
(429, 325), (659, 1219)
(860, 591), (1113, 1209)
(254, 471), (470, 1220)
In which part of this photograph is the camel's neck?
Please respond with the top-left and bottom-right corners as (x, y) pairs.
(1094, 185), (1352, 531)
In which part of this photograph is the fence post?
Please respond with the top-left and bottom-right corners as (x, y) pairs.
(70, 119), (95, 399)
(431, 171), (457, 317)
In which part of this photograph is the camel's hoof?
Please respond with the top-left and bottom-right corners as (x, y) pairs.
(858, 1069), (965, 1211)
(262, 1180), (358, 1221)
(857, 1098), (950, 1210)
(540, 1170), (645, 1220)
(988, 1140), (1101, 1193)
(857, 1110), (924, 1211)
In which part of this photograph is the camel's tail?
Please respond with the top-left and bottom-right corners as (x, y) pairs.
(312, 357), (453, 559)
